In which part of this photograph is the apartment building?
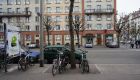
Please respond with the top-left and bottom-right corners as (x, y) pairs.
(121, 9), (140, 41)
(0, 0), (117, 47)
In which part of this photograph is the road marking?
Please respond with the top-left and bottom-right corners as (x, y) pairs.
(8, 66), (17, 72)
(42, 65), (52, 73)
(95, 64), (102, 74)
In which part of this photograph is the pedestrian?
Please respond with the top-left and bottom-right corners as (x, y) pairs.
(135, 40), (138, 49)
(130, 40), (134, 48)
(138, 40), (140, 48)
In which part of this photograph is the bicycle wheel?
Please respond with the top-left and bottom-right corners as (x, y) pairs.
(80, 62), (85, 73)
(19, 60), (27, 71)
(84, 61), (89, 73)
(52, 65), (57, 76)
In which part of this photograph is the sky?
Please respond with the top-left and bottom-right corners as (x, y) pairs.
(117, 0), (140, 15)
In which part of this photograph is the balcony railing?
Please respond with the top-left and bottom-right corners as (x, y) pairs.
(0, 11), (31, 17)
(85, 9), (114, 15)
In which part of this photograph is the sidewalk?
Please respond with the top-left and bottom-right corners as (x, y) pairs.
(1, 64), (140, 80)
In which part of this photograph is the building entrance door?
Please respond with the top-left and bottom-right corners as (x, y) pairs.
(36, 39), (39, 47)
(97, 34), (102, 45)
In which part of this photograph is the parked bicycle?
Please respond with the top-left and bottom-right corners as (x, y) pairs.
(52, 50), (69, 76)
(78, 49), (89, 73)
(18, 51), (34, 71)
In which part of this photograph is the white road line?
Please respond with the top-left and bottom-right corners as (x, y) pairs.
(95, 64), (102, 74)
(42, 65), (52, 73)
(8, 66), (17, 72)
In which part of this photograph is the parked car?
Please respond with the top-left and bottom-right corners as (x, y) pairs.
(107, 41), (118, 48)
(44, 45), (83, 64)
(85, 43), (93, 48)
(28, 43), (37, 48)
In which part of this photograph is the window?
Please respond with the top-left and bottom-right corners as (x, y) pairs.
(7, 0), (13, 5)
(16, 8), (20, 13)
(65, 6), (69, 13)
(65, 35), (70, 41)
(35, 0), (39, 4)
(55, 25), (60, 30)
(74, 6), (79, 12)
(7, 8), (12, 13)
(87, 5), (92, 9)
(97, 15), (102, 21)
(96, 24), (102, 30)
(16, 0), (21, 5)
(16, 17), (21, 23)
(86, 0), (91, 2)
(65, 25), (69, 30)
(97, 5), (101, 10)
(8, 18), (12, 23)
(47, 7), (51, 13)
(55, 35), (61, 41)
(106, 0), (112, 2)
(0, 35), (4, 42)
(55, 0), (61, 4)
(25, 35), (31, 41)
(25, 17), (30, 23)
(0, 8), (2, 13)
(56, 7), (61, 13)
(56, 16), (61, 22)
(46, 0), (51, 4)
(25, 0), (30, 5)
(96, 0), (102, 2)
(35, 7), (39, 13)
(86, 24), (92, 30)
(0, 25), (3, 32)
(35, 25), (39, 31)
(65, 0), (69, 3)
(35, 16), (39, 22)
(0, 0), (4, 5)
(25, 25), (30, 31)
(86, 15), (92, 21)
(107, 24), (112, 29)
(75, 0), (80, 3)
(107, 4), (112, 10)
(106, 15), (112, 21)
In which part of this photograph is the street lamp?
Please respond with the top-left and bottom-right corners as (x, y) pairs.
(39, 0), (44, 67)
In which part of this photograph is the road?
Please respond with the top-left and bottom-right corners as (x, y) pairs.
(0, 46), (140, 80)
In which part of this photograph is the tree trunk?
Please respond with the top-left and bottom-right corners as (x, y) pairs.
(117, 32), (120, 48)
(47, 31), (50, 45)
(76, 31), (80, 48)
(69, 0), (76, 69)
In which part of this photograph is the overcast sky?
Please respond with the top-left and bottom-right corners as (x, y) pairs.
(117, 0), (140, 15)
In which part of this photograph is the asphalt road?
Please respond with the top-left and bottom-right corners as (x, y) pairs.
(86, 47), (140, 64)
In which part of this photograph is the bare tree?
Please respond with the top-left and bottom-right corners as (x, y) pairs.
(130, 23), (140, 41)
(73, 15), (85, 48)
(69, 0), (76, 69)
(114, 17), (126, 48)
(43, 16), (55, 45)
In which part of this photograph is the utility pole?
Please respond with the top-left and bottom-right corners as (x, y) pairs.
(39, 0), (44, 67)
(4, 23), (7, 72)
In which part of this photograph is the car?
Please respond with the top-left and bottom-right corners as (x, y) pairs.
(85, 43), (93, 48)
(44, 45), (83, 64)
(28, 43), (37, 48)
(107, 41), (118, 48)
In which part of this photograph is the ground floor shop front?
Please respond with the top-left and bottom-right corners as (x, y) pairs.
(0, 30), (116, 47)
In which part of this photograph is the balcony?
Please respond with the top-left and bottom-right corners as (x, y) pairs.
(0, 11), (31, 17)
(85, 9), (114, 15)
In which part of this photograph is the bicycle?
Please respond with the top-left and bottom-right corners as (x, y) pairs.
(52, 50), (69, 76)
(18, 52), (34, 71)
(79, 49), (89, 73)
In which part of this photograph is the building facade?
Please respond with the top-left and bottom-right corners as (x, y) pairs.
(0, 0), (117, 47)
(121, 9), (140, 42)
